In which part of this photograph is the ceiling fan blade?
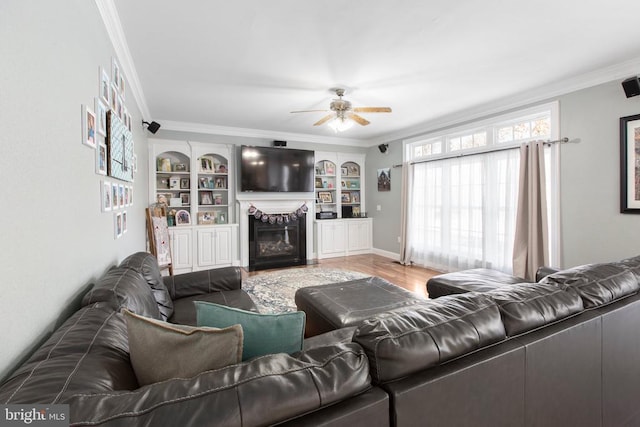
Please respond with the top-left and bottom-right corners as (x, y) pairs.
(290, 109), (329, 113)
(349, 114), (370, 126)
(313, 114), (334, 126)
(352, 107), (392, 113)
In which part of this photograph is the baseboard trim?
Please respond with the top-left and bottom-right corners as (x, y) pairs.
(372, 248), (400, 261)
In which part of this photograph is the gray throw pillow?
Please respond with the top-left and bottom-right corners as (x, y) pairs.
(123, 309), (243, 386)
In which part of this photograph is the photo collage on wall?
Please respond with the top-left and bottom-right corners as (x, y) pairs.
(83, 57), (137, 239)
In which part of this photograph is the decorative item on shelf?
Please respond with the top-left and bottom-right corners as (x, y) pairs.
(167, 209), (177, 227)
(173, 163), (187, 172)
(248, 203), (308, 224)
(324, 161), (335, 175)
(213, 194), (223, 205)
(215, 177), (227, 189)
(216, 164), (227, 173)
(158, 178), (170, 189)
(197, 211), (215, 225)
(175, 209), (191, 225)
(158, 158), (171, 172)
(315, 177), (323, 188)
(169, 197), (182, 207)
(342, 192), (351, 203)
(352, 192), (360, 203)
(180, 193), (190, 205)
(341, 166), (348, 176)
(169, 176), (180, 189)
(200, 191), (213, 205)
(198, 156), (215, 172)
(180, 178), (190, 189)
(318, 191), (332, 203)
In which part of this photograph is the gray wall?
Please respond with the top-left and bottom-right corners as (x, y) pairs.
(0, 1), (148, 379)
(366, 80), (640, 268)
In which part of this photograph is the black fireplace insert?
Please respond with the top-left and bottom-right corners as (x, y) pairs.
(248, 214), (306, 271)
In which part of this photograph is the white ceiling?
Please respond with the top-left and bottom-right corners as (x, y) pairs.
(110, 0), (640, 145)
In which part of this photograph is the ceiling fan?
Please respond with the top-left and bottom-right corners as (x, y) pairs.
(291, 88), (392, 132)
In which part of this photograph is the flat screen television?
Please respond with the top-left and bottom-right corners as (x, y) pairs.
(240, 145), (315, 192)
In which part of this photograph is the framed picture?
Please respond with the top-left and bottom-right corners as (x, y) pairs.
(348, 165), (360, 176)
(96, 142), (107, 175)
(620, 114), (640, 213)
(111, 57), (120, 89)
(352, 206), (361, 217)
(122, 211), (128, 233)
(199, 156), (214, 172)
(315, 177), (323, 188)
(99, 66), (110, 104)
(318, 191), (333, 203)
(129, 185), (134, 206)
(174, 163), (187, 172)
(111, 182), (119, 209)
(324, 161), (335, 175)
(180, 178), (190, 189)
(110, 83), (118, 112)
(199, 177), (213, 189)
(217, 211), (227, 224)
(180, 193), (190, 205)
(377, 168), (391, 191)
(176, 209), (191, 225)
(216, 164), (227, 173)
(341, 167), (348, 176)
(114, 212), (123, 239)
(95, 98), (108, 136)
(81, 104), (96, 148)
(101, 180), (112, 212)
(213, 194), (223, 205)
(200, 191), (213, 205)
(215, 177), (227, 189)
(197, 211), (215, 225)
(124, 186), (130, 207)
(352, 192), (360, 203)
(118, 184), (125, 207)
(342, 192), (351, 203)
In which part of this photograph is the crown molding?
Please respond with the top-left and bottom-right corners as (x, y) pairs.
(95, 0), (151, 120)
(371, 57), (640, 146)
(159, 120), (371, 147)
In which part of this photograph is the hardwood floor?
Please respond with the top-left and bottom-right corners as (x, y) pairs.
(242, 254), (441, 298)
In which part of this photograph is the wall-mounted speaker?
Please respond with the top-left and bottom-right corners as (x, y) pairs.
(622, 76), (640, 98)
(378, 144), (389, 153)
(273, 140), (287, 147)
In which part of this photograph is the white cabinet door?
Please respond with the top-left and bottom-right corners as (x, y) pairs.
(214, 226), (233, 265)
(196, 228), (216, 268)
(317, 221), (346, 258)
(196, 226), (233, 268)
(347, 219), (372, 252)
(169, 228), (193, 272)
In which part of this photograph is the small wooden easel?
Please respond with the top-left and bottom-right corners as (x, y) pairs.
(145, 204), (174, 276)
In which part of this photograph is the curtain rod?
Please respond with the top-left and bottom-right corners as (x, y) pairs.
(392, 137), (570, 167)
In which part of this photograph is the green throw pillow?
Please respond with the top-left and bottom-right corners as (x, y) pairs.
(195, 301), (305, 360)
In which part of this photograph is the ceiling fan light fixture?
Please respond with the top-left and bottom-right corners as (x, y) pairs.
(327, 116), (354, 132)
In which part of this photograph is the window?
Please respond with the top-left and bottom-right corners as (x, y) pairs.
(404, 102), (559, 273)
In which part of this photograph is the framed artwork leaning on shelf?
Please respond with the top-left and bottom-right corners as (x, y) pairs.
(318, 191), (332, 203)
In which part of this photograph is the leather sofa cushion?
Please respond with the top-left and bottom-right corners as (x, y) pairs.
(540, 262), (639, 308)
(354, 293), (506, 383)
(169, 289), (257, 326)
(618, 255), (640, 282)
(119, 252), (174, 320)
(0, 303), (138, 403)
(427, 268), (523, 298)
(63, 343), (371, 426)
(82, 267), (162, 320)
(485, 283), (584, 336)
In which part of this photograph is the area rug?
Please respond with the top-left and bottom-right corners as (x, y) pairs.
(243, 268), (370, 313)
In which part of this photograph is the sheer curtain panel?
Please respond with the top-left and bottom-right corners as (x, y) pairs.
(408, 149), (520, 273)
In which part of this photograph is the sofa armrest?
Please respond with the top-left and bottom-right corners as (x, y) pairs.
(535, 266), (560, 282)
(303, 327), (357, 352)
(163, 267), (242, 300)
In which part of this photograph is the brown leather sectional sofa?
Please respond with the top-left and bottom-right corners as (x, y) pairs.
(2, 252), (640, 426)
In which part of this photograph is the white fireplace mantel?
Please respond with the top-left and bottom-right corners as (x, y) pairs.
(236, 193), (315, 267)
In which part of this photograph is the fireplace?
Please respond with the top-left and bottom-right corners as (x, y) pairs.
(248, 214), (307, 271)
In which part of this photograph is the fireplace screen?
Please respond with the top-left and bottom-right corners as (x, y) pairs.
(249, 214), (306, 271)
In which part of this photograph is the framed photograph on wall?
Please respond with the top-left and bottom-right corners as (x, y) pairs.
(122, 211), (128, 233)
(81, 104), (96, 148)
(95, 97), (108, 136)
(620, 114), (640, 213)
(111, 182), (119, 209)
(101, 180), (112, 212)
(99, 66), (110, 105)
(96, 142), (107, 175)
(114, 212), (123, 239)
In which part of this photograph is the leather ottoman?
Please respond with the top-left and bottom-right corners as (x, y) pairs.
(426, 268), (524, 298)
(295, 276), (424, 337)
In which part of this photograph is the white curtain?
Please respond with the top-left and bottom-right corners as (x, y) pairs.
(408, 148), (520, 273)
(512, 141), (549, 280)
